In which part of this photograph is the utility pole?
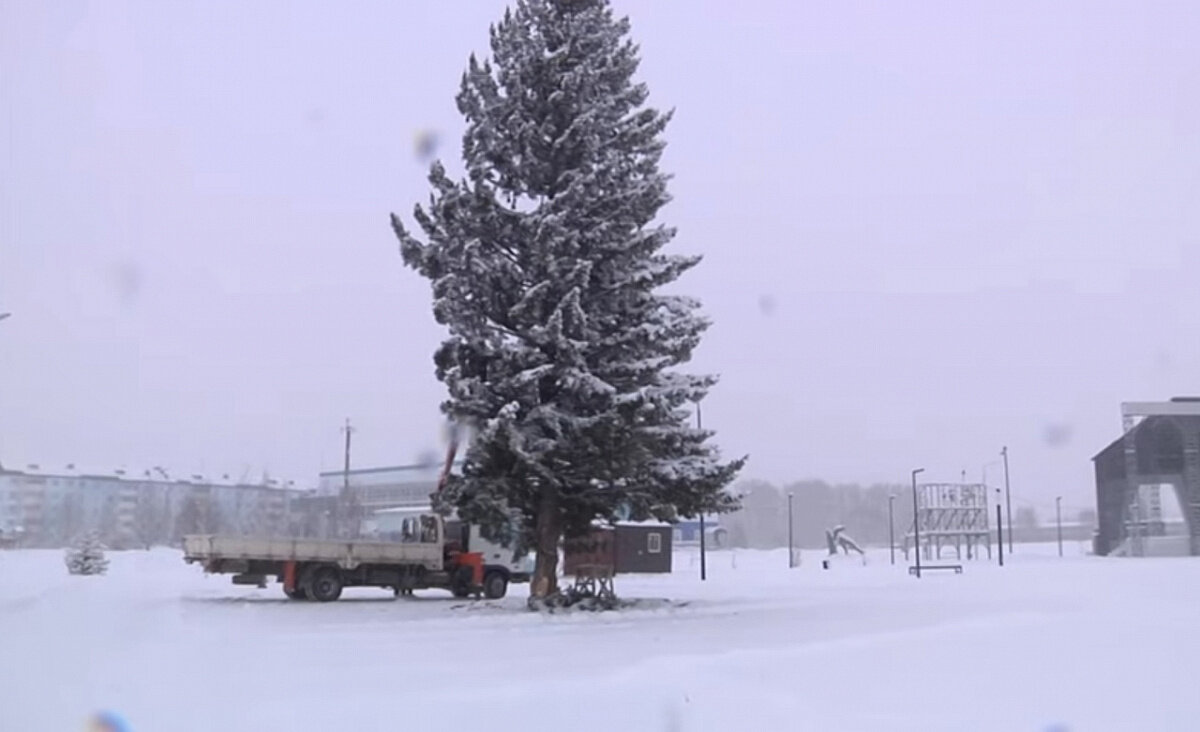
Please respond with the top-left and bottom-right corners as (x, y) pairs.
(340, 419), (356, 538)
(888, 494), (896, 566)
(911, 468), (925, 578)
(787, 492), (795, 568)
(342, 418), (354, 495)
(1001, 446), (1013, 553)
(1056, 496), (1063, 557)
(696, 400), (706, 582)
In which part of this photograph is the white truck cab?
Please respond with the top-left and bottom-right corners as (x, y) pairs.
(367, 506), (532, 597)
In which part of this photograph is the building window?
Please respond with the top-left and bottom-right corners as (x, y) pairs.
(648, 532), (662, 554)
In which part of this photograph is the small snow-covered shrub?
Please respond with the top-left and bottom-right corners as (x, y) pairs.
(65, 531), (109, 576)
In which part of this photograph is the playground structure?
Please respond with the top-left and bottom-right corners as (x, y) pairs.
(903, 482), (992, 561)
(825, 525), (864, 556)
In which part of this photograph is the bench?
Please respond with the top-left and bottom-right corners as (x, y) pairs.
(908, 564), (963, 576)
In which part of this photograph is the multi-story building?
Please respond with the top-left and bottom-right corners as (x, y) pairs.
(0, 463), (305, 548)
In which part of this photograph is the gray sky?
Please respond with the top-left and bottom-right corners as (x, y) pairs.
(2, 1), (1197, 513)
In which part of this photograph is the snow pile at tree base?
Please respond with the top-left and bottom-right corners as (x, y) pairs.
(528, 590), (685, 613)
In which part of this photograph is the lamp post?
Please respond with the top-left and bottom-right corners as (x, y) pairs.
(1056, 496), (1063, 557)
(1001, 446), (1013, 553)
(996, 489), (1005, 567)
(695, 399), (706, 582)
(888, 494), (896, 565)
(787, 492), (795, 569)
(911, 468), (925, 578)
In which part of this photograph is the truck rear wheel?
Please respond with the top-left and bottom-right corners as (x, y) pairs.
(483, 571), (508, 599)
(308, 567), (343, 602)
(284, 585), (307, 601)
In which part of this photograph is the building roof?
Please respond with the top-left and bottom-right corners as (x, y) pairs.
(1093, 411), (1200, 462)
(371, 505), (435, 515)
(317, 460), (463, 478)
(0, 463), (304, 491)
(1122, 398), (1200, 419)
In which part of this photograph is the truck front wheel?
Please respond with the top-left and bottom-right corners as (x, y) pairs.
(483, 571), (508, 599)
(308, 567), (343, 602)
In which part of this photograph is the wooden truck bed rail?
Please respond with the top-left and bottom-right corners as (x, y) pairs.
(181, 535), (443, 572)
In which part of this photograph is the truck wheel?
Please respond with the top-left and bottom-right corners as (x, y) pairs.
(309, 567), (343, 602)
(483, 571), (508, 599)
(284, 585), (307, 601)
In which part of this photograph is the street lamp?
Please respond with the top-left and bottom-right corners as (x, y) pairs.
(1056, 496), (1063, 557)
(694, 398), (706, 582)
(787, 492), (795, 568)
(911, 468), (925, 578)
(996, 489), (1005, 567)
(888, 494), (896, 566)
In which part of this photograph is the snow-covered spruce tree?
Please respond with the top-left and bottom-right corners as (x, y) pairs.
(393, 0), (745, 601)
(64, 531), (110, 576)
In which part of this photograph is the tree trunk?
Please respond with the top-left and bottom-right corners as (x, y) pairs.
(530, 489), (561, 600)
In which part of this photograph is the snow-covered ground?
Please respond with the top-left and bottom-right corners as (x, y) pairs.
(1, 542), (1197, 731)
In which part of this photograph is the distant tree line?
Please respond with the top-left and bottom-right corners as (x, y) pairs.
(722, 480), (912, 550)
(721, 480), (1097, 550)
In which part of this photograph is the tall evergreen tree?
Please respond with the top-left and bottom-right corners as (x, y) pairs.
(393, 0), (745, 599)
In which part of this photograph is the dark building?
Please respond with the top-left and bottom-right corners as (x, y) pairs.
(1093, 399), (1200, 556)
(563, 522), (673, 575)
(614, 522), (672, 573)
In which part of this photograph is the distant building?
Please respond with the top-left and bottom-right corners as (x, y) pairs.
(0, 463), (303, 548)
(317, 462), (460, 511)
(673, 516), (727, 547)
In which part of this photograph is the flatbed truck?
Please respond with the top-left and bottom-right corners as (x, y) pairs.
(183, 512), (530, 602)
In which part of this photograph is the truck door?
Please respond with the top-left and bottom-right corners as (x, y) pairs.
(470, 525), (533, 575)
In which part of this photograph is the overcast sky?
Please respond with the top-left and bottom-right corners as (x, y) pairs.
(2, 1), (1198, 514)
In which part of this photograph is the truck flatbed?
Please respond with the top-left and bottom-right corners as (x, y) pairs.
(182, 535), (443, 572)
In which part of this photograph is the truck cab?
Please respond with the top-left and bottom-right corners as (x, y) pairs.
(366, 507), (532, 599)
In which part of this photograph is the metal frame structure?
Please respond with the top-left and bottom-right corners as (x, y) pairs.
(903, 482), (992, 561)
(1094, 399), (1200, 556)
